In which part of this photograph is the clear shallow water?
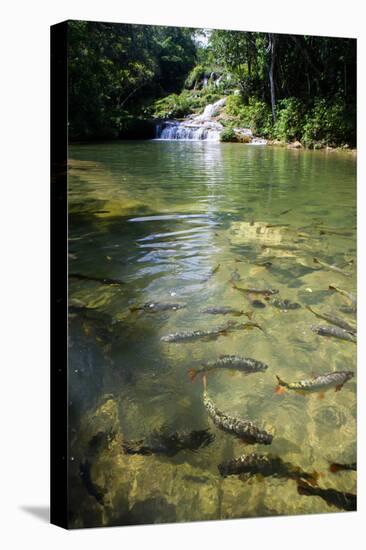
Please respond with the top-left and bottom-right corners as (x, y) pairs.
(67, 141), (356, 527)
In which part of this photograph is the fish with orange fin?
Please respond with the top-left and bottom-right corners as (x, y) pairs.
(202, 375), (273, 444)
(218, 453), (319, 486)
(297, 480), (356, 511)
(188, 355), (268, 382)
(275, 371), (354, 397)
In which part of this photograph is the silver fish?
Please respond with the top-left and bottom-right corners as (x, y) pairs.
(311, 325), (356, 343)
(275, 371), (354, 395)
(203, 376), (273, 444)
(329, 285), (356, 306)
(188, 355), (268, 382)
(306, 306), (356, 333)
(130, 302), (186, 313)
(313, 257), (351, 276)
(161, 321), (262, 343)
(201, 306), (248, 317)
(218, 453), (318, 485)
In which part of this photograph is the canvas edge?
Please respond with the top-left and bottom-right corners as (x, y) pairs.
(50, 20), (69, 530)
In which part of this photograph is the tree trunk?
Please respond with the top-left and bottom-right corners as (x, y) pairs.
(268, 34), (277, 123)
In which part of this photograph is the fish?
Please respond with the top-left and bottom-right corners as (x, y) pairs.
(329, 285), (356, 306)
(69, 273), (125, 286)
(297, 480), (356, 511)
(130, 302), (186, 313)
(211, 263), (221, 275)
(250, 299), (266, 308)
(161, 321), (262, 343)
(313, 257), (351, 276)
(218, 453), (318, 485)
(271, 299), (301, 310)
(188, 355), (268, 382)
(338, 305), (357, 315)
(202, 376), (273, 444)
(232, 283), (278, 296)
(318, 228), (353, 237)
(201, 306), (251, 317)
(279, 209), (292, 216)
(261, 244), (299, 251)
(247, 293), (266, 308)
(121, 427), (215, 457)
(275, 371), (354, 396)
(306, 306), (356, 333)
(265, 223), (290, 228)
(329, 462), (357, 473)
(311, 325), (356, 343)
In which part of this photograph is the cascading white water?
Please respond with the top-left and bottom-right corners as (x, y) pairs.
(194, 98), (226, 122)
(155, 121), (222, 141)
(154, 96), (267, 144)
(155, 97), (226, 141)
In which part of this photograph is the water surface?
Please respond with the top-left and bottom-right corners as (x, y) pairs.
(68, 141), (356, 527)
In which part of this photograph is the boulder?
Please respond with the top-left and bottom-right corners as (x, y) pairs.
(288, 140), (303, 149)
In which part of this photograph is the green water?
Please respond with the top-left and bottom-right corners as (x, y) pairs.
(68, 141), (356, 527)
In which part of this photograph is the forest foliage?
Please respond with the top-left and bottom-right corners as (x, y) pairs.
(68, 21), (356, 147)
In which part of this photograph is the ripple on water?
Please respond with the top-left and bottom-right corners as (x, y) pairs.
(68, 142), (356, 526)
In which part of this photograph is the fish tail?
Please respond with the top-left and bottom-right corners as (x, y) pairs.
(297, 480), (312, 496)
(188, 368), (198, 383)
(276, 374), (288, 387)
(308, 471), (320, 486)
(275, 375), (288, 394)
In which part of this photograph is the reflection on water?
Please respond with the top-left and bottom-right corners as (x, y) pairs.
(67, 142), (356, 527)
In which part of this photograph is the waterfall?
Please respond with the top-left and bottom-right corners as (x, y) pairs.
(155, 121), (222, 141)
(194, 98), (226, 122)
(154, 97), (226, 141)
(153, 96), (266, 144)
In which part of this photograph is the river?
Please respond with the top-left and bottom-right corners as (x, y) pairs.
(67, 140), (356, 527)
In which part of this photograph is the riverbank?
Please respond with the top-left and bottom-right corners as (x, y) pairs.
(266, 140), (357, 154)
(150, 91), (356, 150)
